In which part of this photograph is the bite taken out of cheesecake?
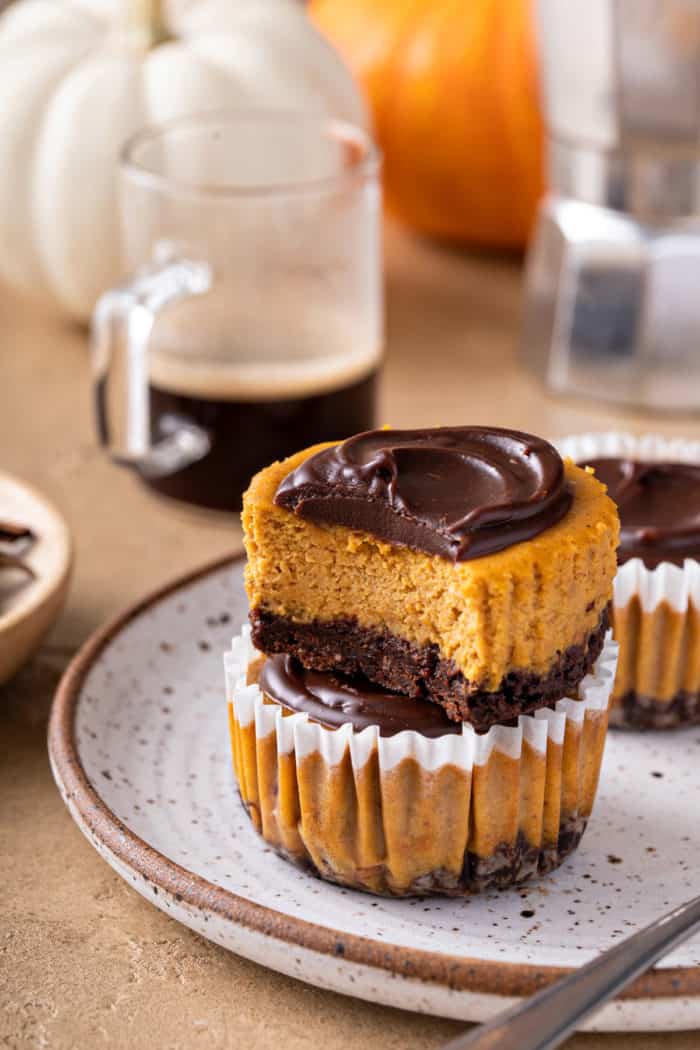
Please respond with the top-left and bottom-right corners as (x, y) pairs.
(242, 427), (619, 733)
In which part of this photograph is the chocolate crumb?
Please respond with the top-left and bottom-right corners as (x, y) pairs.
(251, 608), (608, 732)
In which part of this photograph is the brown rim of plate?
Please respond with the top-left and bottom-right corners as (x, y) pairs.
(48, 552), (700, 1003)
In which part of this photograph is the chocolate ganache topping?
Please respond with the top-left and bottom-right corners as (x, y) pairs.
(259, 654), (459, 737)
(585, 458), (700, 568)
(274, 427), (572, 561)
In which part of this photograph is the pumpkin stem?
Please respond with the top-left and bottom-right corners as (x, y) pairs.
(129, 0), (172, 49)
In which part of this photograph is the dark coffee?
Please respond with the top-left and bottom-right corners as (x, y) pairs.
(142, 370), (378, 512)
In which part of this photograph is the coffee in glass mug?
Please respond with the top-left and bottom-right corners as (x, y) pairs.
(93, 111), (382, 511)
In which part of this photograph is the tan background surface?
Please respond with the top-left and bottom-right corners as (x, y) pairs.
(2, 223), (699, 1049)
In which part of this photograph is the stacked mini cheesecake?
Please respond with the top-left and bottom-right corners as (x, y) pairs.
(227, 427), (620, 897)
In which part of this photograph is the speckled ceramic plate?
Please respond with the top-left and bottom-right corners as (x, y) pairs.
(49, 555), (700, 1032)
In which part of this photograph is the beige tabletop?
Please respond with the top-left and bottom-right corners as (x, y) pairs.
(2, 222), (698, 1050)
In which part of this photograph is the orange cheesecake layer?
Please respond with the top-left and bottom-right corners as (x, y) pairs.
(243, 444), (618, 707)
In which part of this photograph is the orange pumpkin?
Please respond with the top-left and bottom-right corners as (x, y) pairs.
(310, 0), (544, 247)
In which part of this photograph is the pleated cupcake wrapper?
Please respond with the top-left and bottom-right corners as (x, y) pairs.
(558, 432), (700, 722)
(224, 627), (618, 896)
(225, 627), (618, 769)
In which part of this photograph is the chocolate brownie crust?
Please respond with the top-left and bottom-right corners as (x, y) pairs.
(238, 812), (588, 898)
(250, 608), (609, 733)
(611, 689), (700, 730)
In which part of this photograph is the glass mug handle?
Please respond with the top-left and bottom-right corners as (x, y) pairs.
(91, 257), (213, 479)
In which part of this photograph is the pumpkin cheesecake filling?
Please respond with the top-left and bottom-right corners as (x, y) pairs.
(243, 428), (619, 730)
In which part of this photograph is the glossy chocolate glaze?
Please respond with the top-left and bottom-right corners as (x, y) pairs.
(274, 427), (572, 561)
(258, 654), (460, 737)
(585, 457), (700, 567)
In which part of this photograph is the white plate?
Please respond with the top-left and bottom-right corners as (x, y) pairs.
(49, 556), (700, 1032)
(0, 471), (71, 684)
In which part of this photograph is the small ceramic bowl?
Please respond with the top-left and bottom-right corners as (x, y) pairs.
(0, 471), (72, 685)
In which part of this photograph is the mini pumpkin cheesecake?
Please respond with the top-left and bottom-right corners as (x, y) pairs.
(563, 432), (700, 730)
(225, 627), (618, 897)
(243, 427), (619, 731)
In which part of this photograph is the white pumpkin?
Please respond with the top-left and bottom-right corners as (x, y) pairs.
(0, 0), (367, 321)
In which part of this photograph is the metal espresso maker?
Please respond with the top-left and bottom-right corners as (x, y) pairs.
(522, 0), (700, 411)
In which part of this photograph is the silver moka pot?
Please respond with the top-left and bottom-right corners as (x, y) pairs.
(522, 0), (700, 411)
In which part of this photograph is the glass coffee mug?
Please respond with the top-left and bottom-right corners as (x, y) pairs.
(93, 111), (382, 512)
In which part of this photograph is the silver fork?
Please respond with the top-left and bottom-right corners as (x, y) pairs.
(443, 895), (700, 1050)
